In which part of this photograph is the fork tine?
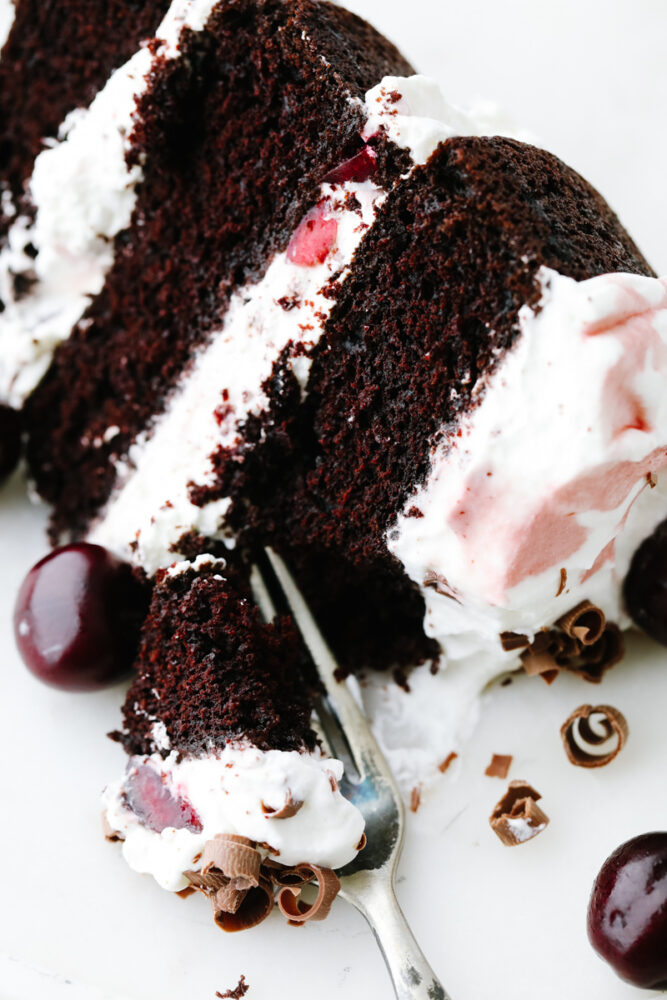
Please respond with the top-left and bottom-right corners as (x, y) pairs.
(260, 547), (400, 793)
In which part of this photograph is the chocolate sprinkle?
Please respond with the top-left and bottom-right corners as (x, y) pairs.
(560, 704), (629, 768)
(489, 781), (549, 847)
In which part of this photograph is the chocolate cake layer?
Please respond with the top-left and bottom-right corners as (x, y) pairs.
(113, 558), (318, 757)
(24, 0), (412, 541)
(0, 0), (171, 241)
(209, 137), (653, 670)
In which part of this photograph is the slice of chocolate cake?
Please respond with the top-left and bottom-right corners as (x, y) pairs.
(5, 0), (667, 926)
(102, 556), (363, 923)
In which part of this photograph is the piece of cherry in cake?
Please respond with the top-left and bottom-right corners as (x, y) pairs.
(102, 555), (364, 927)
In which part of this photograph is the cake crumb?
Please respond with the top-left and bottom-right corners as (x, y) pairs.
(216, 975), (249, 999)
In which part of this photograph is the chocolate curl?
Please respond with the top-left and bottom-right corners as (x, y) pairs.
(276, 865), (340, 924)
(201, 834), (261, 891)
(211, 875), (274, 932)
(485, 754), (513, 779)
(520, 631), (560, 677)
(556, 600), (605, 646)
(560, 704), (629, 768)
(490, 781), (549, 847)
(185, 834), (266, 930)
(101, 812), (124, 843)
(261, 791), (304, 819)
(573, 624), (625, 683)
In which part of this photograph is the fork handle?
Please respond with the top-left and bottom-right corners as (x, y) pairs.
(344, 879), (450, 1000)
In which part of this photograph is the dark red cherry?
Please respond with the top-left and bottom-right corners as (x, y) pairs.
(0, 404), (21, 483)
(588, 832), (667, 989)
(14, 543), (148, 691)
(322, 146), (377, 184)
(125, 763), (202, 833)
(624, 519), (667, 645)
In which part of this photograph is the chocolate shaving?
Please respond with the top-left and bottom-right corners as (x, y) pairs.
(410, 785), (422, 813)
(216, 974), (249, 999)
(439, 751), (458, 773)
(519, 602), (623, 685)
(212, 875), (274, 932)
(490, 781), (549, 847)
(556, 568), (567, 597)
(185, 834), (266, 930)
(485, 754), (513, 779)
(499, 631), (530, 652)
(423, 571), (460, 602)
(201, 834), (261, 890)
(261, 791), (304, 820)
(276, 865), (340, 924)
(556, 600), (605, 645)
(575, 624), (624, 682)
(560, 704), (629, 768)
(101, 812), (124, 843)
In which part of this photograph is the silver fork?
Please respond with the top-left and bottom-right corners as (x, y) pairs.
(252, 549), (449, 1000)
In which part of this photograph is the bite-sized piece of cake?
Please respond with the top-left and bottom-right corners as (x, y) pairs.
(103, 556), (364, 905)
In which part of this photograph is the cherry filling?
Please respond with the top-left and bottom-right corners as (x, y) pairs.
(588, 832), (667, 989)
(624, 518), (667, 645)
(14, 543), (149, 691)
(125, 763), (202, 833)
(0, 405), (21, 484)
(286, 204), (338, 266)
(322, 145), (377, 184)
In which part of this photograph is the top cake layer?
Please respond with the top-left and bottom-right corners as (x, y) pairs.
(3, 0), (667, 695)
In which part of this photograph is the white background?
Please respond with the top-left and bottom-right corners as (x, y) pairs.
(1, 1), (667, 999)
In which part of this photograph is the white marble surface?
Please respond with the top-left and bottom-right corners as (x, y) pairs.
(2, 1), (667, 998)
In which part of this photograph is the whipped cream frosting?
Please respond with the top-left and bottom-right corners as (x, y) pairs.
(389, 268), (667, 667)
(362, 74), (527, 164)
(0, 0), (221, 407)
(103, 744), (364, 890)
(0, 0), (13, 51)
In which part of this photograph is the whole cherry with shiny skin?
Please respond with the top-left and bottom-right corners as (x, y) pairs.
(0, 404), (21, 484)
(588, 832), (667, 990)
(14, 543), (148, 691)
(624, 518), (667, 645)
